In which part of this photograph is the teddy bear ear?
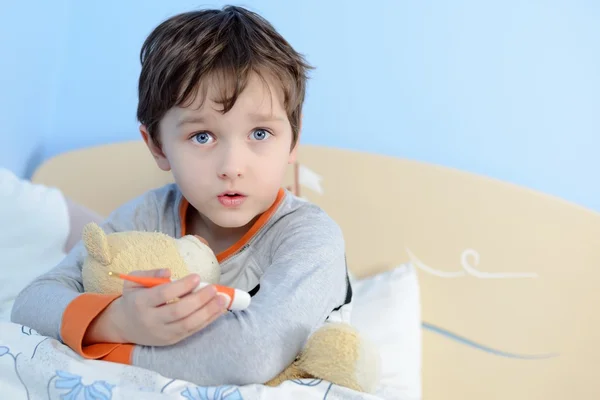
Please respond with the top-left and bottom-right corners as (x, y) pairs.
(82, 222), (112, 265)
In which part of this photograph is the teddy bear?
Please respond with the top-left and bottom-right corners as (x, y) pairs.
(81, 223), (220, 294)
(80, 222), (380, 393)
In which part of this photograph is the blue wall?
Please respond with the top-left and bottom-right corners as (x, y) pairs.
(2, 0), (599, 211)
(1, 0), (70, 177)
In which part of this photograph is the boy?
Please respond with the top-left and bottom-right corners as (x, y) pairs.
(11, 5), (352, 387)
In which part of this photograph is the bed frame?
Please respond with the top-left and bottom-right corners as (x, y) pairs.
(32, 141), (600, 400)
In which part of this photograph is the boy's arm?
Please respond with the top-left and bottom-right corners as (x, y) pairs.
(10, 192), (158, 341)
(132, 213), (349, 386)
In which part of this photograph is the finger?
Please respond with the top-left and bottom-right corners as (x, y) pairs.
(170, 294), (229, 338)
(158, 284), (219, 324)
(148, 273), (201, 307)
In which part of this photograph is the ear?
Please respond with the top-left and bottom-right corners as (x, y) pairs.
(140, 125), (171, 172)
(82, 223), (111, 265)
(288, 116), (302, 164)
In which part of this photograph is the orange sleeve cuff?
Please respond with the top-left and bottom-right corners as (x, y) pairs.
(60, 293), (134, 365)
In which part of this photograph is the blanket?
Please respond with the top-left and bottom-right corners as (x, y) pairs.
(0, 321), (386, 400)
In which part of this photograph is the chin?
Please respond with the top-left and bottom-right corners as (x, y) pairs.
(211, 214), (256, 229)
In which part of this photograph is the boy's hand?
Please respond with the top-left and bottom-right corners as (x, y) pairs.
(87, 269), (228, 347)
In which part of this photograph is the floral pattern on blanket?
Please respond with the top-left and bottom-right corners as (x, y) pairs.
(0, 322), (378, 400)
(52, 370), (114, 399)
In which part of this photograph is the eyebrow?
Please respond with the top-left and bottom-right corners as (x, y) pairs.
(176, 116), (206, 128)
(248, 112), (287, 123)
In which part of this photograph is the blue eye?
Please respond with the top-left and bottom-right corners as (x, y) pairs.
(251, 129), (271, 141)
(193, 132), (213, 144)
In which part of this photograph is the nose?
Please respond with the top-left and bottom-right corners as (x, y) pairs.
(217, 143), (245, 180)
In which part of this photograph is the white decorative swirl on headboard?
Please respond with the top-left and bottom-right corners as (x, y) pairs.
(405, 248), (466, 278)
(406, 248), (539, 279)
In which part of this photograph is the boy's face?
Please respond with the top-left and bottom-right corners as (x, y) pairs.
(141, 72), (298, 229)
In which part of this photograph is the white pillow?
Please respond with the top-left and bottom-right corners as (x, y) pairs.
(351, 263), (422, 400)
(0, 168), (70, 322)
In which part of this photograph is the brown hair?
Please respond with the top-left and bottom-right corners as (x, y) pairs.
(137, 5), (312, 147)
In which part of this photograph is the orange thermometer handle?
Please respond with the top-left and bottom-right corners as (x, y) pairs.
(110, 273), (251, 311)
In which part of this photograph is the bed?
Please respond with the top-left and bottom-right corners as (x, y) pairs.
(3, 140), (599, 399)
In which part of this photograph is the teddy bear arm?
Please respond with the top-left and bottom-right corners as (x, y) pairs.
(264, 362), (310, 387)
(293, 323), (380, 393)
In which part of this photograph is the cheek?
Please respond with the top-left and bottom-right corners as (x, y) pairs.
(256, 150), (290, 183)
(167, 147), (212, 183)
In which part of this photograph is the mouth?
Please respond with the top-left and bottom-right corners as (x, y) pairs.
(218, 192), (246, 198)
(217, 192), (247, 207)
